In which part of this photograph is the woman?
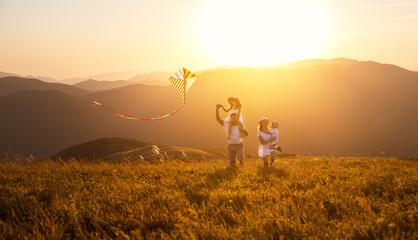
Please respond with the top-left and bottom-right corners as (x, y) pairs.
(257, 117), (277, 167)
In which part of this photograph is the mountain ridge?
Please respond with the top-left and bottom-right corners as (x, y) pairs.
(73, 79), (134, 91)
(0, 76), (89, 97)
(1, 59), (416, 158)
(2, 58), (417, 84)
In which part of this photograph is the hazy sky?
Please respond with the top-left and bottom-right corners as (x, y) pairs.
(1, 0), (417, 79)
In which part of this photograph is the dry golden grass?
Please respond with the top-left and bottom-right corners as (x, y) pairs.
(0, 157), (417, 239)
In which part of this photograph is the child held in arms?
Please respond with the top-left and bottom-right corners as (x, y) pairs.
(269, 121), (282, 152)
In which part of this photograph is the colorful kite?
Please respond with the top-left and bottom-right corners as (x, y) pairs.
(93, 67), (197, 120)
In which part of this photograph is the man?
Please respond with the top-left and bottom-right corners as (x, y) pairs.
(216, 104), (249, 167)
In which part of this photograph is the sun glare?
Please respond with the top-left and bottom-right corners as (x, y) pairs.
(200, 0), (329, 66)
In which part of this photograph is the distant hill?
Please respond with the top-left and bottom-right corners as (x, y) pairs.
(24, 75), (57, 83)
(61, 71), (171, 87)
(128, 71), (170, 85)
(52, 137), (220, 161)
(0, 76), (89, 97)
(84, 71), (144, 81)
(1, 59), (417, 158)
(0, 71), (58, 82)
(52, 138), (150, 159)
(105, 144), (219, 161)
(60, 71), (144, 85)
(73, 79), (133, 91)
(139, 79), (170, 86)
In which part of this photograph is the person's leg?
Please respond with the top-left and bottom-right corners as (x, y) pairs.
(270, 151), (276, 167)
(236, 144), (244, 166)
(263, 156), (269, 168)
(228, 144), (236, 167)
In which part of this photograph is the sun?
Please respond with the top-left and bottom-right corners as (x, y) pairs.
(199, 0), (329, 66)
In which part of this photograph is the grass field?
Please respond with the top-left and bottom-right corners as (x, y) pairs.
(0, 156), (417, 239)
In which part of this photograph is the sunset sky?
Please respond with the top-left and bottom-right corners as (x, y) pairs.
(0, 0), (417, 79)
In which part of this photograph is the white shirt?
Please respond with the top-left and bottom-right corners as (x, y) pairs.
(230, 107), (239, 115)
(270, 128), (279, 145)
(224, 121), (246, 144)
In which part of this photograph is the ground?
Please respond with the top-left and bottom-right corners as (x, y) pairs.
(0, 156), (417, 239)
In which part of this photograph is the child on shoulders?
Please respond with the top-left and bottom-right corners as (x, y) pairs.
(219, 97), (244, 139)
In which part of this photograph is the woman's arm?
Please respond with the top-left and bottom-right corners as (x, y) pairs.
(259, 134), (276, 145)
(259, 135), (269, 145)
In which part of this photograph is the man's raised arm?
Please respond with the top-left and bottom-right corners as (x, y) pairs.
(216, 104), (224, 125)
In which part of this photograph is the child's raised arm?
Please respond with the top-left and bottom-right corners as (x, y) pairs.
(220, 105), (231, 112)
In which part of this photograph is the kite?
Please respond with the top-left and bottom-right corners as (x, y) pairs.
(93, 67), (197, 120)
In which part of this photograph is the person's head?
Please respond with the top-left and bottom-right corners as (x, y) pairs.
(230, 113), (238, 125)
(258, 117), (269, 131)
(228, 97), (241, 108)
(271, 121), (279, 129)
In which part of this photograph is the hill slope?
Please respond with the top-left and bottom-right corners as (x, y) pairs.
(52, 137), (220, 161)
(128, 71), (170, 85)
(0, 90), (121, 156)
(0, 71), (20, 78)
(51, 138), (150, 159)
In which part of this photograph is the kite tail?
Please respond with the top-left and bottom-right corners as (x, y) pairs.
(93, 101), (184, 120)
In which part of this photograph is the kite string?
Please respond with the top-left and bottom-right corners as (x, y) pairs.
(93, 101), (184, 120)
(93, 67), (195, 120)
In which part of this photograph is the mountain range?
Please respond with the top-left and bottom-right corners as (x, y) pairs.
(73, 79), (133, 92)
(60, 71), (145, 84)
(0, 58), (417, 158)
(60, 71), (170, 86)
(1, 70), (171, 86)
(70, 72), (171, 92)
(0, 71), (57, 83)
